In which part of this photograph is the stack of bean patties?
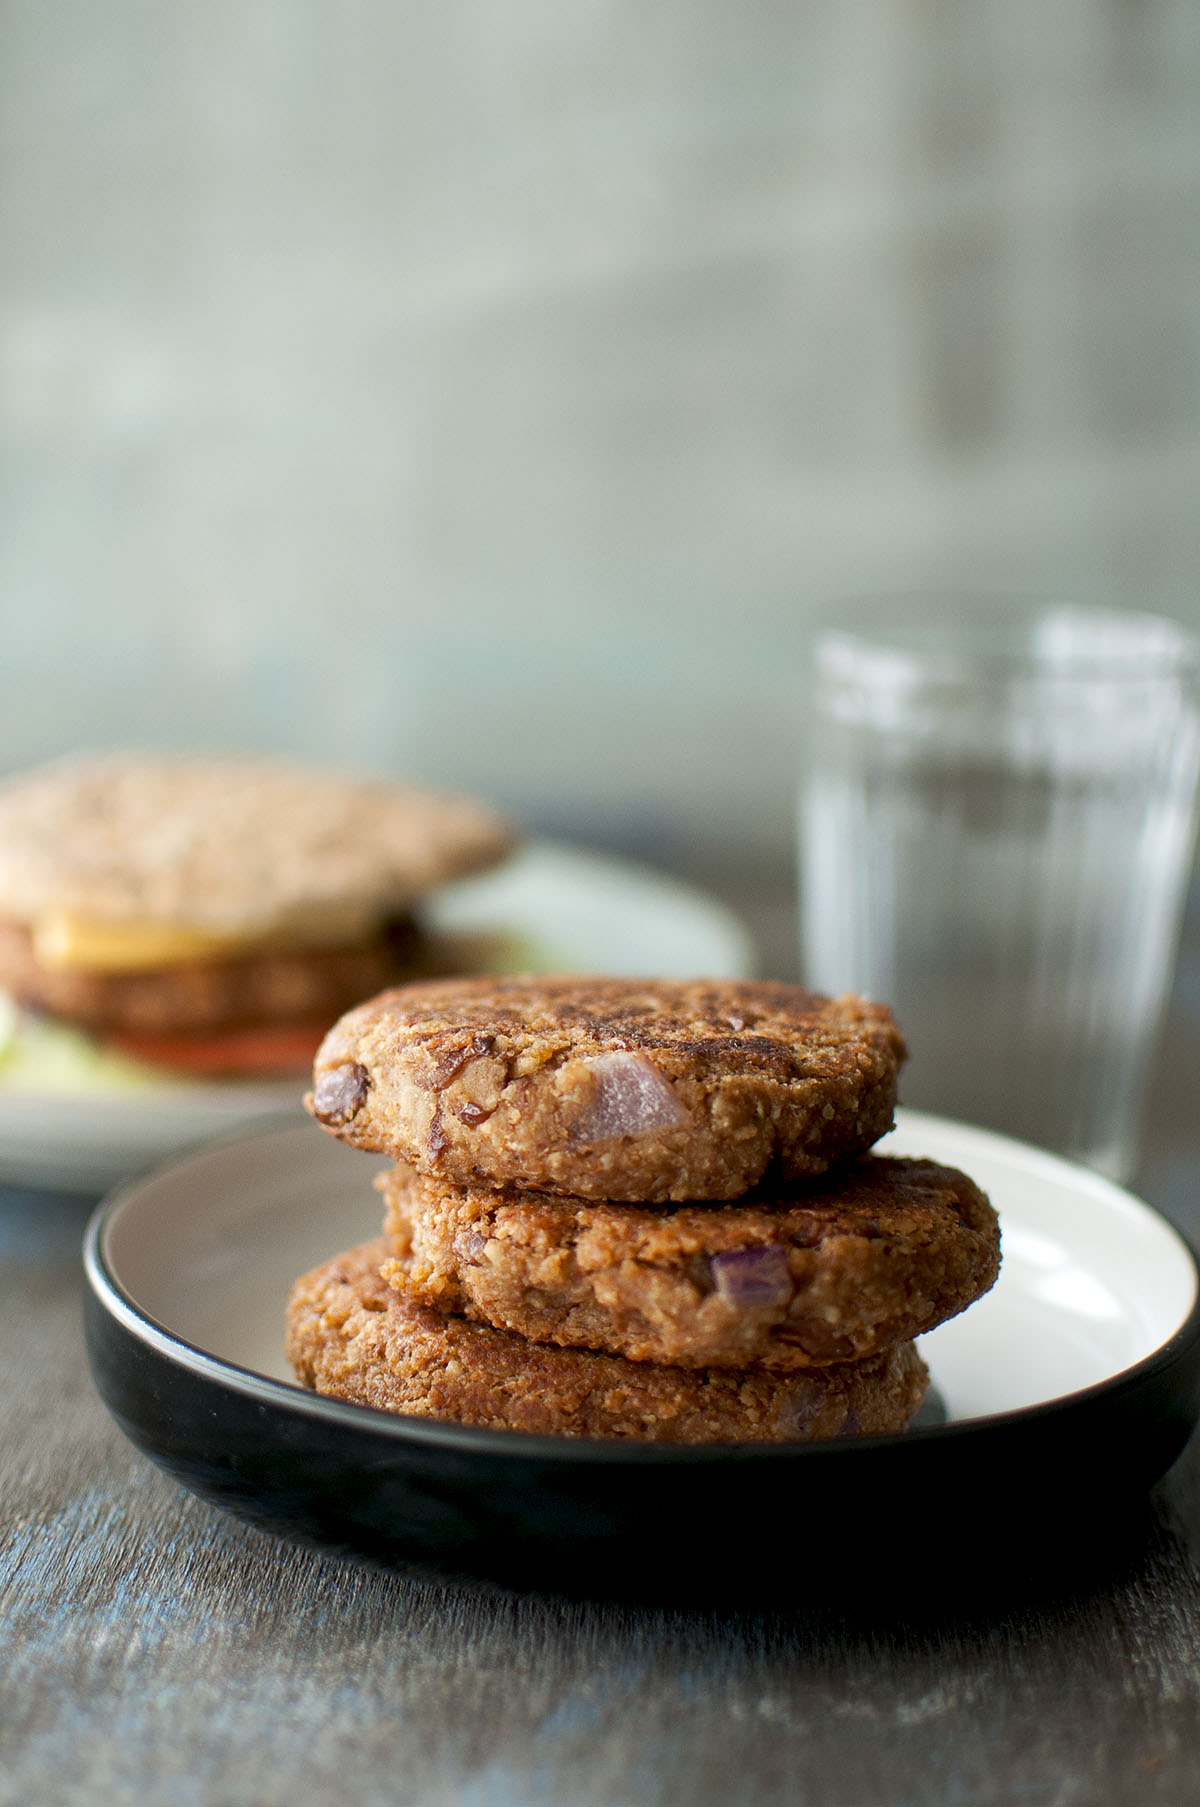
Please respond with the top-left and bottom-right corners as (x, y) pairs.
(287, 977), (1000, 1444)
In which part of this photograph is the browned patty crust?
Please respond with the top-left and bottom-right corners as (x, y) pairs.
(377, 1154), (1000, 1369)
(307, 976), (906, 1201)
(0, 914), (428, 1035)
(285, 1239), (930, 1443)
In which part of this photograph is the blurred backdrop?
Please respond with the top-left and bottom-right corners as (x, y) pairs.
(3, 1), (1200, 909)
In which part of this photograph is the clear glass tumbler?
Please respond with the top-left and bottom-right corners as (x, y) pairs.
(799, 598), (1200, 1182)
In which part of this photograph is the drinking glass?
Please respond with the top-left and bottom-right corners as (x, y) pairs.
(799, 597), (1200, 1182)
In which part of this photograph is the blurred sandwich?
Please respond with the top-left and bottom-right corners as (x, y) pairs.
(0, 752), (515, 1079)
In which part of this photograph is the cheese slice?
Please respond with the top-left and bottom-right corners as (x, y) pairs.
(31, 911), (275, 973)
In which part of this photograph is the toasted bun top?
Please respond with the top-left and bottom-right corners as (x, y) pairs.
(0, 753), (515, 935)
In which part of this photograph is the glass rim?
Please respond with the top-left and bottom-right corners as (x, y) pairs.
(812, 595), (1200, 685)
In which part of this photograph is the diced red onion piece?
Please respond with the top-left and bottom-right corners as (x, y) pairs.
(710, 1246), (793, 1310)
(312, 1062), (369, 1125)
(452, 1230), (489, 1261)
(781, 1385), (822, 1435)
(568, 1052), (690, 1145)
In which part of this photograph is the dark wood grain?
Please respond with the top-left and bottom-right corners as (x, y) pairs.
(4, 889), (1200, 1806)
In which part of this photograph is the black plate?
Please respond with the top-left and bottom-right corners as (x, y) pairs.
(83, 1113), (1200, 1597)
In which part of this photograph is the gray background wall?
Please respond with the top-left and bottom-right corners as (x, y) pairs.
(3, 0), (1199, 884)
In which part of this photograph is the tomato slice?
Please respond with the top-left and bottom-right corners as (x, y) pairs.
(105, 1021), (328, 1078)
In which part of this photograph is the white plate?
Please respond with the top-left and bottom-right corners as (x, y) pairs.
(0, 841), (756, 1193)
(100, 1108), (1198, 1427)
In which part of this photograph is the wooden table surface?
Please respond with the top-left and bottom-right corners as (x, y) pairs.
(4, 879), (1200, 1807)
